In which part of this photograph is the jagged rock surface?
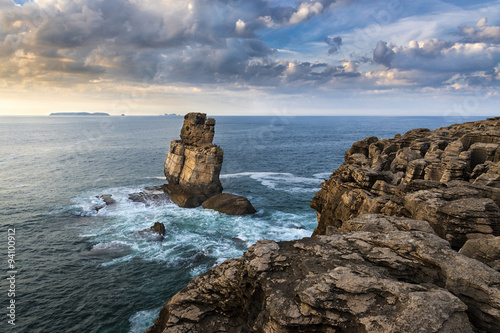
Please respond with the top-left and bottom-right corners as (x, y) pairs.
(311, 117), (500, 248)
(146, 214), (500, 333)
(460, 236), (500, 271)
(202, 193), (257, 215)
(164, 113), (223, 208)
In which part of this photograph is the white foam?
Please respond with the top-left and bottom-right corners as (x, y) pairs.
(70, 182), (317, 271)
(128, 307), (161, 333)
(221, 171), (323, 193)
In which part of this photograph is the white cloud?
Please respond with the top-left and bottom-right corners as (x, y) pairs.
(289, 2), (323, 25)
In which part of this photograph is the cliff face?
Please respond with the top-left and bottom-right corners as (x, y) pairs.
(147, 118), (500, 333)
(311, 117), (500, 248)
(164, 113), (223, 207)
(146, 214), (500, 333)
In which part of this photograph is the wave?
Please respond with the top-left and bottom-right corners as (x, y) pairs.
(220, 171), (324, 193)
(63, 183), (316, 269)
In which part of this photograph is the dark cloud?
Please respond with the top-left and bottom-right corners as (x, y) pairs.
(373, 41), (395, 68)
(324, 36), (342, 54)
(0, 0), (351, 87)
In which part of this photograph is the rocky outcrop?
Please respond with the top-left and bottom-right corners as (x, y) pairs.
(147, 118), (500, 333)
(146, 214), (500, 333)
(201, 193), (257, 215)
(128, 185), (171, 206)
(311, 117), (500, 248)
(164, 113), (223, 208)
(460, 237), (500, 271)
(94, 194), (116, 211)
(150, 222), (166, 237)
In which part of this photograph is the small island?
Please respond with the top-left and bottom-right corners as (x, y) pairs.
(49, 112), (110, 116)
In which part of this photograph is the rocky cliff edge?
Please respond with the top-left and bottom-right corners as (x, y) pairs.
(148, 117), (500, 332)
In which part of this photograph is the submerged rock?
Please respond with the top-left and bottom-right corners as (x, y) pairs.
(164, 113), (223, 208)
(146, 214), (500, 333)
(87, 242), (132, 259)
(202, 193), (256, 215)
(94, 194), (116, 211)
(99, 194), (116, 205)
(311, 117), (500, 248)
(128, 185), (171, 206)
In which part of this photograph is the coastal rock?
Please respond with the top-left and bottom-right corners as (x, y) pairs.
(135, 222), (167, 241)
(94, 194), (116, 211)
(164, 113), (223, 208)
(201, 193), (257, 215)
(460, 237), (500, 271)
(128, 185), (171, 207)
(311, 117), (500, 248)
(150, 222), (166, 236)
(147, 214), (500, 333)
(99, 194), (116, 206)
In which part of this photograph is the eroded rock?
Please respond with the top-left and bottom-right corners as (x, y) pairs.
(311, 117), (500, 248)
(164, 113), (223, 208)
(146, 215), (500, 333)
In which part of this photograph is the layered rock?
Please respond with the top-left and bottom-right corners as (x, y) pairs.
(146, 214), (500, 333)
(147, 118), (500, 333)
(311, 117), (500, 248)
(164, 113), (223, 208)
(460, 237), (500, 271)
(201, 193), (257, 215)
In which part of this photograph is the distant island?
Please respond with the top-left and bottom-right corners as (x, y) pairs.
(50, 112), (110, 116)
(163, 113), (181, 117)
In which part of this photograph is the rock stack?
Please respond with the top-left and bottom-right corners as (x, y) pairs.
(164, 113), (223, 208)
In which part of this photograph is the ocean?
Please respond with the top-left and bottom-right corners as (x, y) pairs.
(0, 115), (487, 333)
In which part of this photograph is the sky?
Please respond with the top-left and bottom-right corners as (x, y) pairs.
(0, 0), (499, 116)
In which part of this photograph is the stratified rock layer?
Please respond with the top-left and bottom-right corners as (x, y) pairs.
(311, 117), (500, 248)
(164, 113), (223, 208)
(146, 214), (500, 333)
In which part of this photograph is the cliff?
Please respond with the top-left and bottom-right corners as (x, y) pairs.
(311, 117), (500, 248)
(164, 113), (223, 207)
(147, 117), (500, 333)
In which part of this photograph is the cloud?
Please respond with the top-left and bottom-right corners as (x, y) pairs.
(460, 17), (500, 43)
(324, 36), (342, 54)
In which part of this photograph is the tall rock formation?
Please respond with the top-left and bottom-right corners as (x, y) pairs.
(164, 113), (223, 208)
(311, 117), (500, 248)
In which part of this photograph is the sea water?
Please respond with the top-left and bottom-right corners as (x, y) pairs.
(0, 115), (486, 333)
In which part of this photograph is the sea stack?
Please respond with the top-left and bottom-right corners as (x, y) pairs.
(164, 113), (223, 208)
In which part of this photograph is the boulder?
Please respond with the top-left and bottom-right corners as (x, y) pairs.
(146, 214), (500, 333)
(99, 194), (116, 205)
(94, 194), (116, 211)
(164, 113), (223, 208)
(460, 237), (500, 271)
(150, 222), (166, 236)
(202, 193), (256, 215)
(311, 117), (500, 248)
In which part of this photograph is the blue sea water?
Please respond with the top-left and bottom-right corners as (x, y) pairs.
(0, 115), (488, 333)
